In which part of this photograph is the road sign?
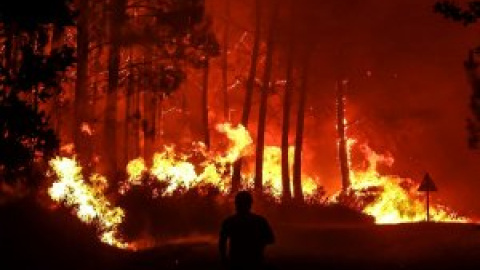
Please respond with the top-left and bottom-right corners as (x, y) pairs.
(418, 173), (437, 192)
(418, 173), (437, 222)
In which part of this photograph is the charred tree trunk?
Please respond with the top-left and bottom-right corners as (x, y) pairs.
(231, 0), (261, 193)
(3, 27), (13, 85)
(91, 82), (99, 172)
(143, 56), (153, 161)
(49, 26), (64, 136)
(74, 0), (89, 163)
(133, 73), (141, 157)
(281, 0), (295, 203)
(157, 97), (164, 142)
(151, 95), (158, 147)
(254, 2), (279, 194)
(281, 47), (294, 203)
(465, 50), (480, 149)
(293, 60), (310, 203)
(104, 0), (126, 180)
(336, 81), (350, 191)
(124, 52), (134, 167)
(202, 60), (211, 149)
(221, 0), (230, 120)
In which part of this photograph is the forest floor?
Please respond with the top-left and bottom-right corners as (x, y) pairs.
(1, 198), (480, 270)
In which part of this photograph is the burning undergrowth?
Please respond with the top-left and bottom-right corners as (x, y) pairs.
(46, 122), (471, 250)
(335, 141), (468, 224)
(46, 123), (325, 249)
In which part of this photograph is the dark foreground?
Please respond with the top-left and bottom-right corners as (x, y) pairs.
(1, 199), (480, 270)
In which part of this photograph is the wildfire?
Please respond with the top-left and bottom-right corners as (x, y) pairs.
(122, 123), (319, 198)
(334, 91), (467, 224)
(344, 142), (468, 224)
(48, 157), (129, 249)
(126, 157), (147, 185)
(122, 123), (251, 195)
(251, 146), (319, 198)
(48, 122), (322, 248)
(46, 121), (471, 250)
(216, 123), (253, 163)
(150, 146), (200, 195)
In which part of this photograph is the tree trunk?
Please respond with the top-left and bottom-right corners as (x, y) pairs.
(3, 27), (13, 85)
(49, 24), (64, 140)
(104, 0), (126, 180)
(293, 60), (310, 203)
(91, 82), (98, 172)
(133, 73), (141, 158)
(281, 0), (295, 203)
(143, 58), (152, 161)
(124, 51), (134, 167)
(281, 46), (294, 203)
(202, 60), (211, 149)
(336, 81), (351, 191)
(151, 95), (158, 147)
(74, 0), (89, 163)
(221, 0), (230, 120)
(231, 0), (261, 193)
(157, 97), (164, 142)
(254, 1), (279, 194)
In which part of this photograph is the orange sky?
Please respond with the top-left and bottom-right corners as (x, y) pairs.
(204, 0), (480, 217)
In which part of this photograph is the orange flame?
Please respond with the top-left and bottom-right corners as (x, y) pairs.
(247, 146), (319, 199)
(48, 157), (129, 249)
(48, 123), (321, 248)
(346, 142), (468, 224)
(47, 121), (472, 250)
(123, 123), (320, 198)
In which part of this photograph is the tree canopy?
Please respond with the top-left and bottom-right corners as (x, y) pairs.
(0, 0), (75, 185)
(435, 1), (480, 149)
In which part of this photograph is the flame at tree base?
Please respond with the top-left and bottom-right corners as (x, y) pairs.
(47, 122), (471, 249)
(48, 157), (130, 249)
(334, 142), (469, 224)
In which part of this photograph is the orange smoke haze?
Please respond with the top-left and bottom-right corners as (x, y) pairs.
(206, 0), (480, 218)
(41, 0), (480, 249)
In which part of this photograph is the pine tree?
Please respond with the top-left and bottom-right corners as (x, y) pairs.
(435, 1), (480, 149)
(0, 0), (75, 186)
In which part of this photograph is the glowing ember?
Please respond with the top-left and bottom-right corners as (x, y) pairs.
(60, 143), (75, 155)
(48, 157), (129, 249)
(80, 122), (94, 135)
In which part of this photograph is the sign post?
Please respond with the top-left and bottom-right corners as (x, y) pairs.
(418, 173), (438, 222)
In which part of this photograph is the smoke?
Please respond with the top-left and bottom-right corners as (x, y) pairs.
(205, 0), (480, 216)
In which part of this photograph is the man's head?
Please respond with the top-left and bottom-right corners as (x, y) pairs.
(235, 191), (253, 214)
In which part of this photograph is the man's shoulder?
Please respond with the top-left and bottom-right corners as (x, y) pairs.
(222, 215), (237, 225)
(223, 213), (268, 224)
(248, 213), (263, 219)
(251, 213), (268, 222)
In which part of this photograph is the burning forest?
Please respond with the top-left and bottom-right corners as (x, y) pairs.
(2, 0), (480, 269)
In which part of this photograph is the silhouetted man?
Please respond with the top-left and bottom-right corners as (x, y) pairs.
(219, 191), (275, 270)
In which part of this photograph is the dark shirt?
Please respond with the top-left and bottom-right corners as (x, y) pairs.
(219, 213), (274, 269)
